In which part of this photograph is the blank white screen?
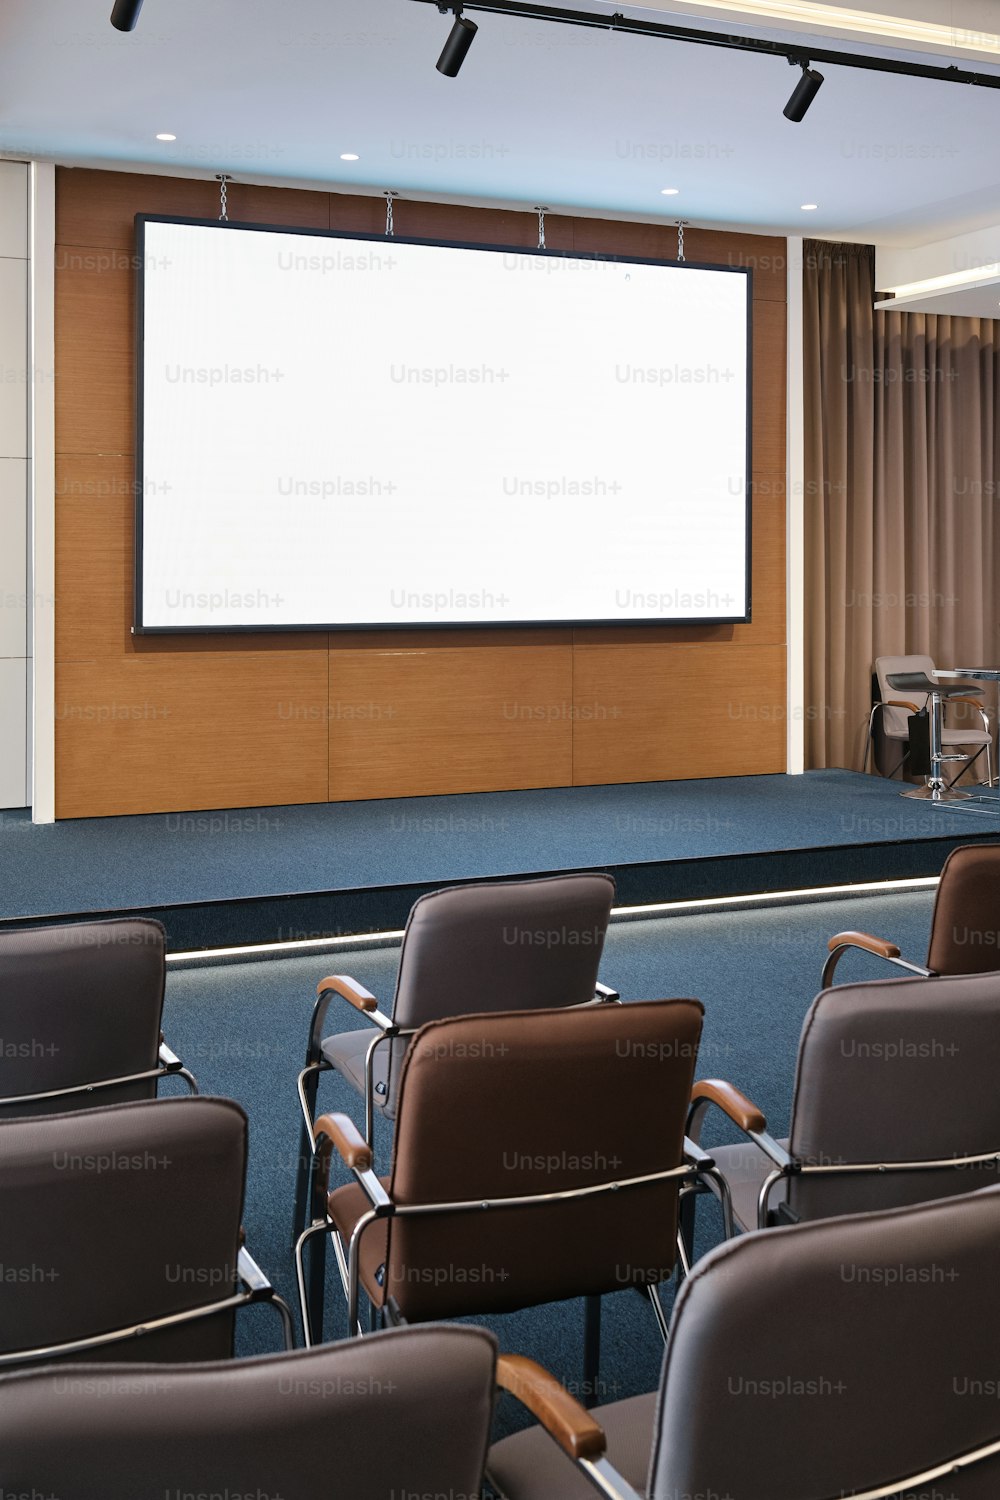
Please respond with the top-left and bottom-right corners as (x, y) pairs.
(138, 219), (750, 629)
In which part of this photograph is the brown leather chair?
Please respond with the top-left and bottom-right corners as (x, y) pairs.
(296, 999), (729, 1395)
(293, 872), (618, 1238)
(0, 1096), (292, 1369)
(685, 967), (1000, 1236)
(0, 917), (196, 1119)
(0, 1326), (499, 1500)
(823, 842), (1000, 986)
(488, 1184), (1000, 1500)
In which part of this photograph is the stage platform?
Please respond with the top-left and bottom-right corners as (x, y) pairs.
(2, 770), (998, 951)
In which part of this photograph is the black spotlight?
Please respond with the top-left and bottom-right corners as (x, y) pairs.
(110, 0), (144, 30)
(783, 59), (824, 122)
(437, 8), (478, 77)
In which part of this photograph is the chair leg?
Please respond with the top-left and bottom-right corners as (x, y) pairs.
(945, 745), (984, 791)
(583, 1294), (601, 1408)
(307, 1225), (327, 1346)
(292, 1063), (323, 1246)
(678, 1184), (698, 1268)
(293, 1221), (328, 1348)
(646, 1283), (670, 1344)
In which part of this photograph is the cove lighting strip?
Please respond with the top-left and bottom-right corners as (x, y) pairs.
(660, 1), (1000, 56)
(880, 264), (1000, 298)
(164, 875), (940, 963)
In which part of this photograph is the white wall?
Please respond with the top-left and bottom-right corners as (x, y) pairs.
(0, 162), (29, 809)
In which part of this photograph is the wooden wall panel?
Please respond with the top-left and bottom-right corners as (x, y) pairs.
(752, 297), (787, 474)
(55, 455), (131, 661)
(55, 262), (132, 456)
(328, 639), (573, 800)
(572, 643), (787, 785)
(54, 166), (787, 816)
(55, 652), (329, 818)
(56, 169), (331, 248)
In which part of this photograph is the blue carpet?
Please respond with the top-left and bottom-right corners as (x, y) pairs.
(158, 887), (936, 1429)
(3, 771), (998, 922)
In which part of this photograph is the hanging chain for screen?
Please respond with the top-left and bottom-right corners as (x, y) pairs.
(216, 174), (233, 222)
(536, 206), (548, 251)
(676, 220), (688, 262)
(385, 190), (399, 237)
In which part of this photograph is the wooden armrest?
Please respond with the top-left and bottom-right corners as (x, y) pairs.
(314, 1112), (373, 1173)
(948, 696), (988, 712)
(496, 1355), (606, 1461)
(885, 699), (920, 713)
(826, 930), (901, 960)
(691, 1079), (766, 1135)
(316, 974), (378, 1011)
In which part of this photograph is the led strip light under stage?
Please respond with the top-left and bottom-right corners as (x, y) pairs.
(165, 875), (940, 963)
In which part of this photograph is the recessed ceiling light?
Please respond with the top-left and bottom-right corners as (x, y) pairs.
(660, 187), (680, 196)
(801, 202), (819, 210)
(340, 153), (360, 162)
(155, 133), (176, 142)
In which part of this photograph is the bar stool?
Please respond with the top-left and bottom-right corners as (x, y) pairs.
(886, 669), (986, 802)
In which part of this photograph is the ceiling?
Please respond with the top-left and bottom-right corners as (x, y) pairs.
(1, 0), (999, 245)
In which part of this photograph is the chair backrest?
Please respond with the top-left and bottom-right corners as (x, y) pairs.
(376, 872), (616, 1116)
(378, 998), (703, 1321)
(874, 652), (935, 739)
(0, 917), (166, 1118)
(784, 970), (1000, 1222)
(652, 1185), (1000, 1500)
(0, 1096), (247, 1367)
(0, 1326), (498, 1500)
(926, 842), (1000, 974)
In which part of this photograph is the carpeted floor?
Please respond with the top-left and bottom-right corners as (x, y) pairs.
(158, 886), (936, 1429)
(3, 771), (994, 920)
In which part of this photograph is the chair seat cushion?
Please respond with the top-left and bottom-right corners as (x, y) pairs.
(321, 1029), (392, 1114)
(326, 1179), (391, 1307)
(882, 725), (989, 746)
(710, 1139), (789, 1232)
(938, 728), (990, 746)
(488, 1391), (657, 1500)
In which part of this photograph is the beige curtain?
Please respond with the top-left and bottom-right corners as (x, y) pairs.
(803, 239), (1000, 769)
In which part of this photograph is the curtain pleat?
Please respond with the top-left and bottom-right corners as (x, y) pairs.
(804, 242), (1000, 767)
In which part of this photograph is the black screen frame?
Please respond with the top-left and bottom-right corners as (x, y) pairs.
(133, 212), (753, 635)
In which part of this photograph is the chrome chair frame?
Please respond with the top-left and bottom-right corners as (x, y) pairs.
(295, 1113), (733, 1348)
(0, 1245), (294, 1368)
(687, 1091), (1000, 1230)
(0, 1039), (197, 1112)
(822, 940), (931, 988)
(491, 1406), (1000, 1500)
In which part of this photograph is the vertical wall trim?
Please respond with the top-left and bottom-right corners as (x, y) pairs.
(29, 162), (56, 823)
(785, 235), (805, 774)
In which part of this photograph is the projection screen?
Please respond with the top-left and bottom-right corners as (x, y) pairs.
(135, 216), (751, 632)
